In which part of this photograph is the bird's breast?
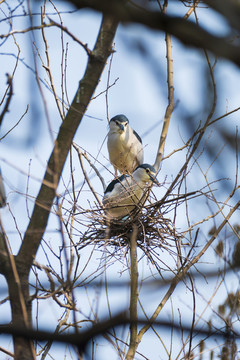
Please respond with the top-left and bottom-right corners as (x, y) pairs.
(107, 134), (126, 160)
(107, 129), (143, 174)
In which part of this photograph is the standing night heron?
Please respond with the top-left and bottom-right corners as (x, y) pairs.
(0, 169), (6, 208)
(103, 163), (159, 219)
(107, 114), (144, 176)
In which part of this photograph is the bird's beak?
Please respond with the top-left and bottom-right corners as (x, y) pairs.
(118, 123), (124, 132)
(150, 174), (160, 186)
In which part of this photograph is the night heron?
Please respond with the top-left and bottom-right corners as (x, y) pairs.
(107, 114), (144, 176)
(103, 163), (158, 219)
(0, 169), (6, 208)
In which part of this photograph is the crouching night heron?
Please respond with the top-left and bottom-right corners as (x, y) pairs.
(103, 164), (159, 219)
(0, 169), (6, 208)
(107, 114), (144, 176)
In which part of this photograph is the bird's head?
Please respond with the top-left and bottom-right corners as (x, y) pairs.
(134, 164), (159, 185)
(109, 114), (129, 133)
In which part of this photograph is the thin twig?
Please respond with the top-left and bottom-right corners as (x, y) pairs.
(0, 346), (14, 358)
(184, 0), (200, 20)
(0, 22), (55, 39)
(0, 105), (29, 141)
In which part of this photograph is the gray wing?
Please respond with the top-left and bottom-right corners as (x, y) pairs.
(104, 175), (127, 194)
(133, 129), (142, 144)
(132, 130), (144, 166)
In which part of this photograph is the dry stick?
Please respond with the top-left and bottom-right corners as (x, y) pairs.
(105, 48), (115, 123)
(154, 31), (174, 172)
(0, 346), (14, 358)
(186, 274), (196, 358)
(137, 22), (174, 216)
(184, 0), (200, 20)
(0, 23), (55, 39)
(126, 225), (139, 360)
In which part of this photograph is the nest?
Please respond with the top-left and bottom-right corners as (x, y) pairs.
(77, 198), (183, 258)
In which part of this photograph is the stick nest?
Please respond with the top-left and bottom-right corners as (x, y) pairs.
(77, 200), (182, 253)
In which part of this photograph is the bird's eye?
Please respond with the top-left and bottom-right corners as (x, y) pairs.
(124, 123), (127, 127)
(146, 169), (150, 173)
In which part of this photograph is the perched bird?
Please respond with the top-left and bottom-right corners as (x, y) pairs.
(107, 114), (144, 176)
(103, 164), (159, 219)
(0, 169), (6, 208)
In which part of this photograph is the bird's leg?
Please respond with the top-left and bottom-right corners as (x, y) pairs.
(114, 168), (118, 178)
